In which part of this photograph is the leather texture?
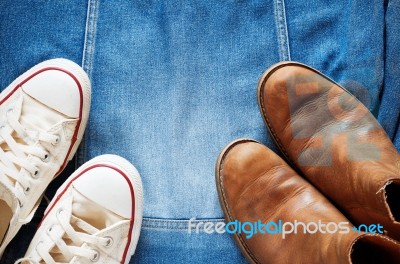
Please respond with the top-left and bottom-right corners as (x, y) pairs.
(216, 139), (400, 264)
(257, 62), (400, 241)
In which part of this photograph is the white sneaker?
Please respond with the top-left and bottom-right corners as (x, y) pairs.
(0, 59), (91, 255)
(16, 154), (144, 264)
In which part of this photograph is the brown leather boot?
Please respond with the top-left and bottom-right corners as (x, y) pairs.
(216, 139), (400, 263)
(257, 61), (400, 241)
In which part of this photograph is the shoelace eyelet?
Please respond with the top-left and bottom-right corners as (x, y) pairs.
(32, 170), (39, 179)
(90, 249), (100, 262)
(6, 108), (13, 115)
(25, 186), (30, 193)
(104, 236), (114, 248)
(41, 153), (50, 162)
(56, 208), (64, 216)
(18, 200), (23, 208)
(52, 134), (60, 146)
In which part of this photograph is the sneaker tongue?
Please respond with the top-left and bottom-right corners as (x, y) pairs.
(19, 93), (67, 132)
(0, 181), (15, 251)
(50, 189), (126, 263)
(0, 180), (18, 212)
(72, 187), (124, 230)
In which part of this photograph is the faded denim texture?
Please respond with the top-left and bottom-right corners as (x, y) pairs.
(0, 0), (399, 263)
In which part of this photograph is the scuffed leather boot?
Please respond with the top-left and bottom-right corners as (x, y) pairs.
(257, 62), (400, 241)
(216, 139), (400, 264)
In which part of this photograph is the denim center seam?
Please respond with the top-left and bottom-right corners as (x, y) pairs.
(76, 0), (100, 168)
(273, 0), (291, 61)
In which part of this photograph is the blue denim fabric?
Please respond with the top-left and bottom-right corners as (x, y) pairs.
(0, 0), (399, 263)
(380, 0), (400, 150)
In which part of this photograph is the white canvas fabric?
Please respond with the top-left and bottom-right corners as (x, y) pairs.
(16, 154), (144, 264)
(0, 59), (91, 256)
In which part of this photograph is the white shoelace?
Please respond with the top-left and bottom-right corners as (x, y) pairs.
(16, 209), (111, 264)
(0, 108), (59, 208)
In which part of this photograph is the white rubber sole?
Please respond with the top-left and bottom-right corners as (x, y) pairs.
(45, 154), (144, 264)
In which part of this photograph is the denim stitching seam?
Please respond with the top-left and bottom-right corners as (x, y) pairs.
(76, 0), (100, 168)
(274, 0), (291, 61)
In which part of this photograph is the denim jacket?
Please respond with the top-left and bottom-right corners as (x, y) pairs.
(0, 1), (399, 263)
